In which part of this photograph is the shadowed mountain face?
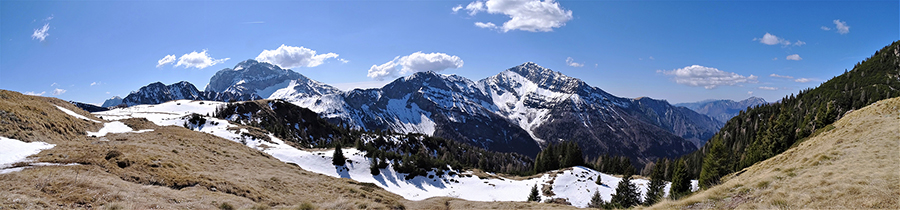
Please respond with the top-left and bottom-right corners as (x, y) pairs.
(289, 62), (718, 162)
(110, 61), (721, 163)
(675, 97), (768, 123)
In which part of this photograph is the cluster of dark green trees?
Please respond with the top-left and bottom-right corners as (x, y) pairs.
(681, 41), (900, 189)
(533, 141), (584, 173)
(584, 159), (690, 209)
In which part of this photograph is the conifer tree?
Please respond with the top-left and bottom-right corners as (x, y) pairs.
(669, 159), (690, 200)
(595, 174), (603, 186)
(370, 157), (380, 175)
(332, 144), (346, 166)
(527, 184), (540, 202)
(645, 159), (666, 205)
(699, 138), (728, 189)
(611, 171), (640, 208)
(588, 189), (605, 208)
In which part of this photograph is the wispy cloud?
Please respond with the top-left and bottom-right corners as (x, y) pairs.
(794, 78), (812, 83)
(565, 57), (584, 67)
(769, 74), (794, 79)
(758, 86), (778, 90)
(157, 55), (176, 67)
(32, 23), (50, 42)
(52, 88), (66, 95)
(90, 82), (100, 86)
(786, 54), (802, 61)
(833, 19), (849, 34)
(658, 65), (758, 89)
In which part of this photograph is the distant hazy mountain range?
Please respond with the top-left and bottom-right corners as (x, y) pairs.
(674, 97), (768, 123)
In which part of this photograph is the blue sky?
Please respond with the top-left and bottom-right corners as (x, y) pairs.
(1, 0), (897, 105)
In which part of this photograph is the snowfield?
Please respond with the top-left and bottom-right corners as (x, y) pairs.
(90, 100), (698, 207)
(87, 121), (153, 137)
(0, 136), (55, 174)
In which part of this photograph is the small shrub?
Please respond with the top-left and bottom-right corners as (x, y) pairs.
(296, 202), (315, 210)
(218, 202), (234, 210)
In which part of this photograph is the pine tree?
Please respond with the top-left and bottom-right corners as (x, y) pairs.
(611, 171), (640, 208)
(644, 159), (666, 205)
(595, 174), (603, 186)
(669, 159), (690, 200)
(370, 157), (381, 175)
(527, 184), (540, 202)
(699, 138), (728, 189)
(588, 189), (606, 208)
(332, 144), (346, 166)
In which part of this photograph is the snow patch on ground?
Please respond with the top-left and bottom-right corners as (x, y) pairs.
(0, 136), (55, 174)
(55, 105), (100, 123)
(86, 121), (153, 137)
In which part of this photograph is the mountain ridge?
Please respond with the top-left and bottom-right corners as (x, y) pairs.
(108, 60), (722, 164)
(674, 97), (768, 123)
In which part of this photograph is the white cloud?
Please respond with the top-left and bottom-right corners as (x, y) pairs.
(175, 50), (230, 69)
(24, 91), (45, 96)
(44, 15), (54, 21)
(565, 57), (584, 67)
(475, 22), (498, 29)
(52, 88), (66, 95)
(786, 54), (802, 61)
(753, 33), (803, 47)
(32, 23), (49, 42)
(769, 74), (794, 79)
(90, 82), (100, 86)
(452, 5), (463, 13)
(50, 82), (58, 87)
(465, 1), (486, 16)
(367, 52), (464, 81)
(338, 58), (349, 64)
(747, 91), (754, 95)
(106, 92), (110, 94)
(794, 78), (812, 83)
(156, 55), (176, 67)
(821, 26), (831, 31)
(658, 65), (758, 89)
(649, 56), (655, 60)
(459, 0), (573, 32)
(833, 19), (849, 34)
(772, 57), (778, 60)
(758, 86), (778, 90)
(255, 44), (339, 69)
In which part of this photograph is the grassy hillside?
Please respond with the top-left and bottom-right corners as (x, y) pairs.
(0, 90), (578, 209)
(683, 40), (900, 187)
(647, 97), (899, 209)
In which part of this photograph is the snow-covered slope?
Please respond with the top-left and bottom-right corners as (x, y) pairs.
(287, 63), (712, 162)
(110, 61), (718, 164)
(91, 99), (699, 207)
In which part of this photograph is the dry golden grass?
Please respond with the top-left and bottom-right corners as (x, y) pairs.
(0, 90), (573, 209)
(645, 97), (900, 209)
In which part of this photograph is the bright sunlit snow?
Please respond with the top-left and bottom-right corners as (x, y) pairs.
(55, 105), (100, 123)
(86, 121), (153, 137)
(0, 136), (55, 174)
